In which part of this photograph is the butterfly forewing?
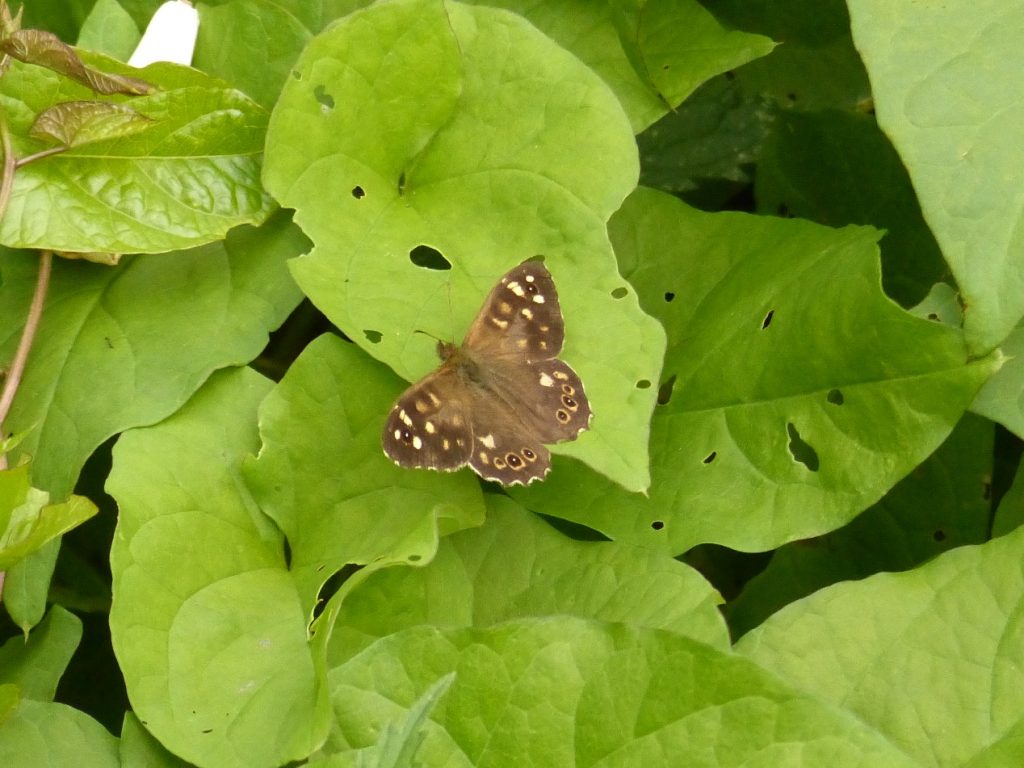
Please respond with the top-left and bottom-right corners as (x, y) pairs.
(462, 261), (566, 361)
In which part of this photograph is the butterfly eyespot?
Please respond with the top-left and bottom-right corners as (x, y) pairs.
(522, 449), (536, 461)
(561, 384), (575, 395)
(506, 454), (523, 468)
(525, 282), (538, 294)
(562, 395), (577, 409)
(494, 457), (507, 469)
(556, 410), (570, 423)
(399, 428), (413, 443)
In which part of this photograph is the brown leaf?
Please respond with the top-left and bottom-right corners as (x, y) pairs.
(0, 30), (153, 95)
(30, 101), (154, 147)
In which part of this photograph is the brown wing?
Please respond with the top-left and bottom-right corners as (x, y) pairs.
(381, 366), (473, 472)
(461, 260), (565, 362)
(461, 383), (552, 486)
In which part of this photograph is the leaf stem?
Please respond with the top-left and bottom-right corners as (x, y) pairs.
(0, 250), (53, 470)
(0, 112), (14, 223)
(17, 145), (66, 167)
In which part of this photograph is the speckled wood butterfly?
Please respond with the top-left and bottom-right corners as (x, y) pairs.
(382, 259), (591, 485)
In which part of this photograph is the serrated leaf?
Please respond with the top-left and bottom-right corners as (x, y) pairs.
(521, 187), (998, 555)
(29, 100), (153, 147)
(738, 524), (1024, 767)
(265, 0), (662, 492)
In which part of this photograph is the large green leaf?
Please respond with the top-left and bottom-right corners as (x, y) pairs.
(520, 187), (998, 554)
(0, 700), (118, 767)
(329, 495), (729, 665)
(0, 53), (272, 252)
(738, 523), (1024, 767)
(242, 334), (485, 624)
(264, 0), (663, 491)
(0, 212), (304, 499)
(847, 0), (1024, 354)
(108, 368), (326, 768)
(322, 617), (916, 766)
(0, 605), (81, 701)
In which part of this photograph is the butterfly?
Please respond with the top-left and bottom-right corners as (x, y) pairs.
(382, 259), (591, 485)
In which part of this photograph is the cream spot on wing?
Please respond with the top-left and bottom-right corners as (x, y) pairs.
(442, 438), (450, 450)
(507, 281), (525, 297)
(456, 438), (465, 447)
(452, 414), (463, 427)
(490, 316), (509, 329)
(477, 434), (496, 449)
(532, 294), (545, 304)
(520, 307), (533, 320)
(429, 392), (441, 406)
(539, 324), (549, 333)
(553, 370), (569, 381)
(525, 274), (535, 283)
(516, 339), (528, 349)
(499, 301), (512, 314)
(478, 451), (489, 465)
(538, 341), (548, 351)
(393, 429), (402, 440)
(412, 435), (423, 450)
(399, 410), (413, 427)
(539, 372), (555, 387)
(414, 400), (429, 413)
(424, 421), (436, 434)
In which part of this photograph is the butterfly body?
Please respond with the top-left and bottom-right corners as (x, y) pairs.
(382, 260), (591, 486)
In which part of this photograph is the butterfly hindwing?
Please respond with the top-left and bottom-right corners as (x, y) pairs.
(462, 385), (552, 485)
(382, 367), (473, 472)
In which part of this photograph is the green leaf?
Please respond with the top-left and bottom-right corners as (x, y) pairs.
(76, 0), (140, 61)
(0, 463), (97, 571)
(109, 367), (327, 768)
(119, 712), (192, 768)
(193, 0), (313, 110)
(0, 699), (118, 767)
(727, 413), (994, 636)
(972, 322), (1024, 439)
(0, 30), (152, 93)
(0, 605), (82, 700)
(2, 541), (59, 633)
(847, 0), (1024, 354)
(0, 212), (304, 499)
(0, 684), (17, 726)
(0, 53), (273, 252)
(330, 495), (729, 665)
(264, 0), (663, 492)
(738, 524), (1024, 767)
(29, 100), (153, 147)
(522, 187), (999, 554)
(993, 456), (1024, 538)
(756, 109), (947, 307)
(242, 334), (485, 624)
(324, 617), (916, 766)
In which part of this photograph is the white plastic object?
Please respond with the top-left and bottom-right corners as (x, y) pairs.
(128, 0), (199, 67)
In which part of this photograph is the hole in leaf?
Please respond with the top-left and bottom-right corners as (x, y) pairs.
(291, 70), (301, 80)
(787, 423), (819, 472)
(312, 563), (362, 621)
(664, 291), (675, 302)
(408, 554), (422, 562)
(703, 451), (716, 464)
(282, 537), (292, 568)
(409, 245), (450, 270)
(657, 374), (676, 405)
(364, 330), (382, 344)
(398, 171), (406, 195)
(611, 286), (628, 299)
(933, 529), (947, 542)
(827, 389), (844, 405)
(761, 310), (774, 329)
(787, 92), (798, 102)
(636, 379), (651, 390)
(651, 520), (664, 530)
(313, 84), (334, 109)
(927, 312), (940, 321)
(351, 186), (365, 199)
